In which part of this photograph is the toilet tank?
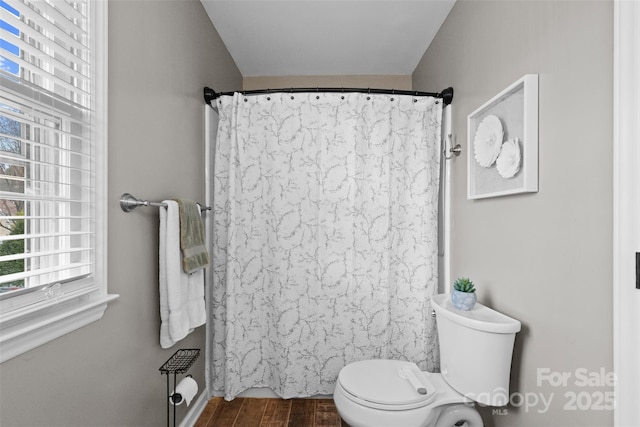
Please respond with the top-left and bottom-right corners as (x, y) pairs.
(431, 293), (521, 407)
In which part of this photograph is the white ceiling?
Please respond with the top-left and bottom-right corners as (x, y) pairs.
(200, 0), (456, 77)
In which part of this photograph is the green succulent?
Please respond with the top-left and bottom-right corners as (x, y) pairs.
(453, 277), (476, 293)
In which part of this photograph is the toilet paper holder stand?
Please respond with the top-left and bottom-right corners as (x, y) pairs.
(159, 348), (200, 427)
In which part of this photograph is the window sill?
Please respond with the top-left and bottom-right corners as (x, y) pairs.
(0, 292), (119, 363)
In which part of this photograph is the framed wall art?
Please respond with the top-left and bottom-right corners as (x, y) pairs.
(467, 74), (539, 199)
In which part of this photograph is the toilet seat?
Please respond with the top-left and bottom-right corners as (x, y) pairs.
(337, 360), (437, 411)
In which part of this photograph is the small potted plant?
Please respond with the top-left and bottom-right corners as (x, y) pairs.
(451, 277), (477, 311)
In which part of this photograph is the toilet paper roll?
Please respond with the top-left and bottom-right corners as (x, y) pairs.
(169, 376), (198, 407)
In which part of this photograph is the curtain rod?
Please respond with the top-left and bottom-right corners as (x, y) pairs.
(203, 86), (453, 107)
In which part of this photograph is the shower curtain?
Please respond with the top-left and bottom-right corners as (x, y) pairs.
(210, 92), (442, 399)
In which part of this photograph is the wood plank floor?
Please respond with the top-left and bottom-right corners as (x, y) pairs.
(195, 397), (349, 427)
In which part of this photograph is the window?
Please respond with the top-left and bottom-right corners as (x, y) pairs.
(0, 0), (115, 362)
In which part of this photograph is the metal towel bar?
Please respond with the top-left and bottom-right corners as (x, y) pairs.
(119, 193), (210, 213)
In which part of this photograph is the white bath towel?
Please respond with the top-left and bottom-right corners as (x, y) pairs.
(159, 200), (206, 349)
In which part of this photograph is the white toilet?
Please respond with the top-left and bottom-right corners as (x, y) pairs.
(333, 293), (521, 427)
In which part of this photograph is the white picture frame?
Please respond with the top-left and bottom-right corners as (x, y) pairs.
(467, 74), (539, 199)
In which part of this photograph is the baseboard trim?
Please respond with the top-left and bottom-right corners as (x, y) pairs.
(179, 391), (209, 427)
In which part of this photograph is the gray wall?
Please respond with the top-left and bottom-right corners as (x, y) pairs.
(243, 75), (412, 91)
(0, 1), (241, 426)
(414, 1), (613, 426)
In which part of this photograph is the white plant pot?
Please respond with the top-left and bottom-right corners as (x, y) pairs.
(451, 290), (477, 311)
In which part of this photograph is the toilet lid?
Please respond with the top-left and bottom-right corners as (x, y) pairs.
(338, 359), (436, 408)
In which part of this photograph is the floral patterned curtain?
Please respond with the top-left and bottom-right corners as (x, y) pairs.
(210, 92), (442, 399)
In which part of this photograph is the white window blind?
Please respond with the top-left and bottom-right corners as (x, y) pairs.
(0, 0), (94, 294)
(0, 0), (115, 362)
